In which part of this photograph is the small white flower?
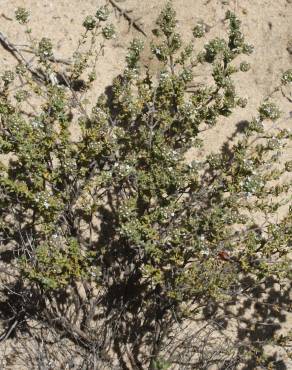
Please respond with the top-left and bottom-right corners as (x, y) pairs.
(43, 201), (50, 209)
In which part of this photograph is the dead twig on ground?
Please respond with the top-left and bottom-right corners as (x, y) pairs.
(108, 0), (147, 37)
(1, 13), (13, 22)
(0, 319), (19, 342)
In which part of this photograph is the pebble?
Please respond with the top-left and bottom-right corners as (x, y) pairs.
(287, 40), (292, 55)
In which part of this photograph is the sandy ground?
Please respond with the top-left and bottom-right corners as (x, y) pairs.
(0, 0), (291, 368)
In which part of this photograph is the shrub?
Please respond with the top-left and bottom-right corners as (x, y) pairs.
(0, 2), (291, 368)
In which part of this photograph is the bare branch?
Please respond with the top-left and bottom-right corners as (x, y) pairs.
(108, 0), (147, 37)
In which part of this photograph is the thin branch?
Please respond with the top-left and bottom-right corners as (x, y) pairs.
(0, 318), (19, 342)
(17, 45), (72, 65)
(108, 0), (147, 37)
(0, 31), (44, 82)
(281, 87), (292, 103)
(1, 13), (13, 21)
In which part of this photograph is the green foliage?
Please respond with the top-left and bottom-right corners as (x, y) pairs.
(95, 5), (110, 21)
(21, 238), (96, 289)
(38, 37), (54, 61)
(83, 15), (97, 31)
(282, 68), (292, 85)
(152, 358), (171, 370)
(258, 100), (281, 121)
(1, 70), (15, 86)
(0, 1), (291, 367)
(15, 7), (30, 24)
(193, 22), (207, 38)
(102, 23), (115, 39)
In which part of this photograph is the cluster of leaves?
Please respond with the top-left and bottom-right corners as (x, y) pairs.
(0, 2), (291, 367)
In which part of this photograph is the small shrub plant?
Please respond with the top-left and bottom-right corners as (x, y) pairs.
(0, 2), (291, 368)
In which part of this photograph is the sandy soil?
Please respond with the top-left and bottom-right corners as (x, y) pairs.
(0, 0), (291, 368)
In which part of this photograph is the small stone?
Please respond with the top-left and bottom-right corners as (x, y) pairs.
(287, 40), (292, 55)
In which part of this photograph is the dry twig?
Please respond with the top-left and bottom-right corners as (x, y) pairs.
(0, 31), (71, 87)
(108, 0), (147, 37)
(0, 319), (19, 342)
(18, 45), (72, 65)
(0, 31), (44, 82)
